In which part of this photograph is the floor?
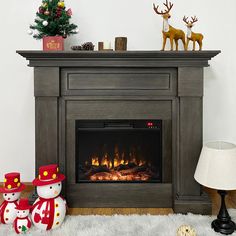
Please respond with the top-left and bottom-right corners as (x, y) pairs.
(1, 185), (236, 215)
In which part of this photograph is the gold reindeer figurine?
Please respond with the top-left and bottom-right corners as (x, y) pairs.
(153, 0), (186, 51)
(183, 16), (204, 51)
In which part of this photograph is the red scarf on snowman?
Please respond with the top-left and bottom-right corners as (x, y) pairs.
(0, 200), (18, 224)
(13, 216), (31, 234)
(31, 197), (55, 230)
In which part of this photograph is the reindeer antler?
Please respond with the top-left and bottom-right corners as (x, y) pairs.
(183, 16), (190, 24)
(153, 0), (173, 15)
(163, 0), (173, 13)
(191, 16), (198, 24)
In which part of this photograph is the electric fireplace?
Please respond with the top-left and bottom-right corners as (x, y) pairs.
(18, 50), (220, 214)
(76, 120), (162, 183)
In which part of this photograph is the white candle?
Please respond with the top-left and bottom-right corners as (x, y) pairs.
(103, 41), (111, 49)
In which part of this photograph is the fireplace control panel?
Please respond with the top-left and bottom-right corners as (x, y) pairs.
(77, 120), (162, 130)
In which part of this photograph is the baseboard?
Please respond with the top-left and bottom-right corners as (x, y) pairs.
(67, 208), (174, 215)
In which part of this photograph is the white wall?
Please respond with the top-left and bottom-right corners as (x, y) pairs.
(0, 0), (236, 182)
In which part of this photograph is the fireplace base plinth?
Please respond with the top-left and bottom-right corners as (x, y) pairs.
(67, 183), (172, 208)
(174, 193), (211, 214)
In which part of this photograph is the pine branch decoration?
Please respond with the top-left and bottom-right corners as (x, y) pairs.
(30, 0), (78, 39)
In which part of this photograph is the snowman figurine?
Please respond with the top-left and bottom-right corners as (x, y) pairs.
(13, 198), (32, 234)
(31, 164), (66, 230)
(0, 172), (25, 224)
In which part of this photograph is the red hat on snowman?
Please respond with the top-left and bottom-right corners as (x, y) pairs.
(15, 198), (31, 211)
(32, 164), (65, 186)
(0, 172), (26, 193)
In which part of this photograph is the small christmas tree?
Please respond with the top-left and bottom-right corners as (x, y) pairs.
(22, 225), (27, 233)
(30, 0), (78, 39)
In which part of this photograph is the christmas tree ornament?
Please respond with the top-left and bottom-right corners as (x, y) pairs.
(13, 198), (32, 234)
(42, 2), (48, 8)
(38, 7), (45, 14)
(63, 32), (67, 38)
(42, 21), (48, 26)
(56, 8), (62, 18)
(66, 8), (72, 16)
(177, 225), (197, 236)
(27, 29), (33, 35)
(30, 0), (78, 41)
(57, 1), (65, 8)
(44, 10), (50, 16)
(31, 164), (67, 230)
(0, 173), (25, 224)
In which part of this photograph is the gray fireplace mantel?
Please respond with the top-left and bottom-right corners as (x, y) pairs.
(18, 50), (220, 214)
(17, 50), (220, 67)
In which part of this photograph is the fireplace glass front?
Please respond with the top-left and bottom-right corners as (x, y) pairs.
(76, 120), (162, 183)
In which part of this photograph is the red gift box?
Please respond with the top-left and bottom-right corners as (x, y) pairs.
(43, 36), (64, 51)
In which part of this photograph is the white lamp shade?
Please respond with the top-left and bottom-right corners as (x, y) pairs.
(194, 141), (236, 190)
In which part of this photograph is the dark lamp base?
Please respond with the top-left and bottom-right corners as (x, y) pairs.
(212, 218), (235, 235)
(212, 190), (236, 235)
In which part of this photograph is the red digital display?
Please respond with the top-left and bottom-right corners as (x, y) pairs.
(147, 122), (153, 127)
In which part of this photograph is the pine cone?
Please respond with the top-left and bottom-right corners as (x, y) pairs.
(81, 42), (95, 51)
(71, 45), (82, 51)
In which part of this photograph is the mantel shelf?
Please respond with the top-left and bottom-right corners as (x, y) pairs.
(17, 50), (221, 67)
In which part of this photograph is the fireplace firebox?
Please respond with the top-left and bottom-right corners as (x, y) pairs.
(18, 50), (220, 214)
(76, 120), (162, 183)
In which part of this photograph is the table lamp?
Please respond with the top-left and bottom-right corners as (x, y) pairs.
(194, 141), (236, 235)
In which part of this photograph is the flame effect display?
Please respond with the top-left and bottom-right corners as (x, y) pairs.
(80, 145), (159, 182)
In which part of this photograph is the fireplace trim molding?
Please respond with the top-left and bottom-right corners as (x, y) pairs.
(18, 50), (220, 214)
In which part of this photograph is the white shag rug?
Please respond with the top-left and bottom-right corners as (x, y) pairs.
(1, 209), (236, 236)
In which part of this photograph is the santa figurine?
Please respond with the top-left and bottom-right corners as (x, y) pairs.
(0, 172), (25, 224)
(13, 198), (32, 234)
(31, 164), (66, 230)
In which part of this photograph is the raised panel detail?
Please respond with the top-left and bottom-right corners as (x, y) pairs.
(178, 67), (203, 97)
(66, 100), (172, 120)
(178, 97), (202, 196)
(35, 97), (58, 174)
(34, 67), (60, 97)
(61, 68), (177, 96)
(68, 73), (170, 89)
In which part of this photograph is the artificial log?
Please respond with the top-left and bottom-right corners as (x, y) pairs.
(119, 165), (147, 175)
(89, 171), (151, 181)
(85, 165), (110, 177)
(115, 37), (127, 51)
(114, 163), (136, 171)
(90, 172), (112, 181)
